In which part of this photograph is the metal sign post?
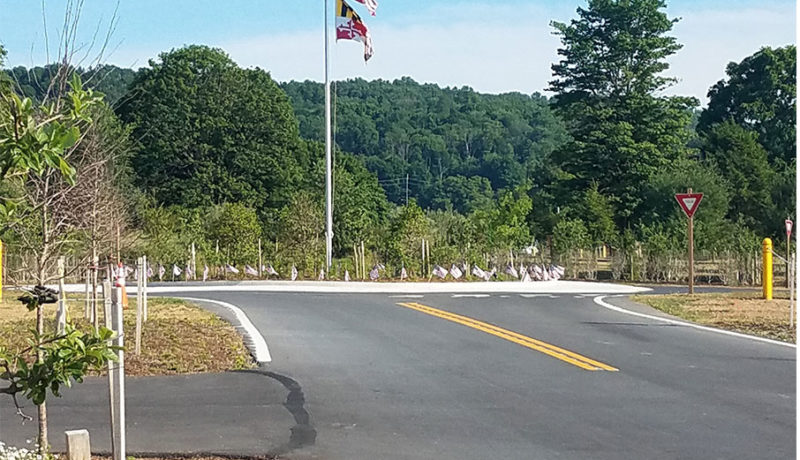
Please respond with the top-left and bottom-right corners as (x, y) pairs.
(675, 189), (704, 294)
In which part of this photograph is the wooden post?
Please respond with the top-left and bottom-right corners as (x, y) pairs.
(84, 268), (91, 319)
(142, 255), (148, 323)
(353, 244), (359, 279)
(790, 253), (794, 328)
(787, 220), (791, 289)
(688, 213), (694, 293)
(56, 257), (67, 334)
(421, 239), (426, 278)
(426, 240), (431, 276)
(191, 242), (197, 280)
(135, 257), (142, 355)
(360, 241), (366, 281)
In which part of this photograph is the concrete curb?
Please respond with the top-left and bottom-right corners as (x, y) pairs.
(177, 296), (272, 363)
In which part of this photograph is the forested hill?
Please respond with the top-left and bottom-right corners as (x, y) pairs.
(281, 78), (569, 212)
(5, 64), (136, 106)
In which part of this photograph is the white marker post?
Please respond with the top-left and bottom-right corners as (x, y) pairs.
(785, 219), (792, 288)
(110, 280), (126, 460)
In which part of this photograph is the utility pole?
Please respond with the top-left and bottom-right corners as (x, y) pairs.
(323, 0), (333, 270)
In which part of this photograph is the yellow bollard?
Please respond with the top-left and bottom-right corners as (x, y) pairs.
(763, 238), (773, 300)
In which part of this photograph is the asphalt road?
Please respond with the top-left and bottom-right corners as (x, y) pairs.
(2, 290), (795, 459)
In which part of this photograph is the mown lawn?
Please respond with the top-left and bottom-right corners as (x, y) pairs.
(0, 291), (254, 376)
(632, 290), (796, 343)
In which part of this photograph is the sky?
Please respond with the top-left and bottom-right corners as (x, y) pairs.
(0, 0), (795, 104)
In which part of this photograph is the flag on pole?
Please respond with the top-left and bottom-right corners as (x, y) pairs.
(225, 264), (239, 274)
(345, 270), (351, 281)
(203, 265), (209, 282)
(352, 0), (378, 16)
(158, 264), (166, 281)
(173, 264), (182, 277)
(186, 263), (194, 280)
(265, 264), (278, 276)
(147, 264), (154, 279)
(336, 0), (374, 61)
(319, 268), (325, 280)
(542, 264), (551, 281)
(521, 269), (531, 282)
(450, 264), (463, 279)
(433, 265), (448, 279)
(291, 265), (298, 281)
(400, 267), (408, 280)
(369, 266), (379, 280)
(245, 265), (258, 276)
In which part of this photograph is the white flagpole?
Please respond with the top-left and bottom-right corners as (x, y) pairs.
(324, 0), (334, 270)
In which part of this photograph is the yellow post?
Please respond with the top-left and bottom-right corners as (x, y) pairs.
(763, 238), (773, 300)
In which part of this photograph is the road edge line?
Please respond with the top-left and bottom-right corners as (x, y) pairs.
(178, 296), (273, 363)
(593, 295), (796, 349)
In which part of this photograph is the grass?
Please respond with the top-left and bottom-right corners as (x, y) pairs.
(632, 290), (796, 343)
(0, 291), (254, 376)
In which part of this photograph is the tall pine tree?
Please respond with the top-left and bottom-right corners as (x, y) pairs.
(549, 0), (697, 227)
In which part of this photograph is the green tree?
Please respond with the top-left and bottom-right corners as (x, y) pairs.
(386, 200), (431, 273)
(581, 182), (618, 247)
(0, 66), (108, 452)
(549, 0), (697, 226)
(277, 191), (324, 276)
(206, 203), (262, 266)
(698, 46), (796, 167)
(703, 121), (776, 235)
(118, 46), (306, 221)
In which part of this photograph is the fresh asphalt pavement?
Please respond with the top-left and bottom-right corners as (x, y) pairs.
(1, 289), (795, 459)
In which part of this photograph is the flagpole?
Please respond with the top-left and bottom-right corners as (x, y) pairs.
(324, 0), (334, 270)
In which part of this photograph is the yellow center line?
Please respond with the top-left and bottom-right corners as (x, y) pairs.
(397, 302), (618, 372)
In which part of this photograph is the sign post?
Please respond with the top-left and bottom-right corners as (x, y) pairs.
(675, 189), (704, 294)
(786, 218), (792, 288)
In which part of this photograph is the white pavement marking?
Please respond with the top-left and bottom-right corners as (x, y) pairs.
(452, 294), (491, 298)
(53, 280), (651, 295)
(178, 296), (273, 363)
(388, 295), (425, 298)
(593, 296), (796, 349)
(519, 294), (560, 298)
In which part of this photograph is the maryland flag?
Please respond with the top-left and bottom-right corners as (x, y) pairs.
(336, 0), (374, 61)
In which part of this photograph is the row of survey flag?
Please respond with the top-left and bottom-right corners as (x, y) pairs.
(117, 261), (566, 282)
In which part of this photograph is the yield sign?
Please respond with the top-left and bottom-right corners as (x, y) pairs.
(786, 219), (793, 237)
(675, 193), (703, 218)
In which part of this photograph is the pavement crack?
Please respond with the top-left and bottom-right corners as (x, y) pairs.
(256, 368), (317, 455)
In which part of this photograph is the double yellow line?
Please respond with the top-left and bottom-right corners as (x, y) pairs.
(397, 302), (618, 372)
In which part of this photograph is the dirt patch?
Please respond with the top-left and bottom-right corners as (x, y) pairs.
(632, 290), (796, 343)
(0, 292), (254, 376)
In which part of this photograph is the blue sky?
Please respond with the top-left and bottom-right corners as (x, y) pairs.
(0, 0), (795, 103)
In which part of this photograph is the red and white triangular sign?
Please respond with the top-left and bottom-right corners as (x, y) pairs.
(786, 219), (793, 236)
(675, 193), (703, 218)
